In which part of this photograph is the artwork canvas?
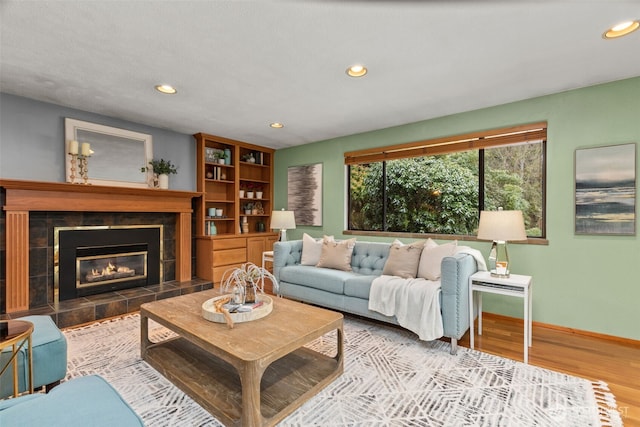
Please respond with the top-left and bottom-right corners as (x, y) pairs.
(288, 163), (322, 226)
(575, 143), (636, 235)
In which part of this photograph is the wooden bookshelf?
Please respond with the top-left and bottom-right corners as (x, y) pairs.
(193, 133), (278, 285)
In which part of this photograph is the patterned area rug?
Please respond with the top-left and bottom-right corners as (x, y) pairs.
(63, 314), (621, 426)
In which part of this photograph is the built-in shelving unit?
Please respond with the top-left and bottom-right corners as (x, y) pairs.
(194, 133), (278, 286)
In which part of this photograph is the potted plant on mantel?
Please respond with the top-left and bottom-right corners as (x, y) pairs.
(141, 158), (178, 189)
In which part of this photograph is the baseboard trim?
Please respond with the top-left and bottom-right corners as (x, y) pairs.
(482, 312), (640, 349)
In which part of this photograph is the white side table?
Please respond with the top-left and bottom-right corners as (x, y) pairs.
(261, 250), (274, 270)
(262, 250), (274, 292)
(468, 271), (533, 363)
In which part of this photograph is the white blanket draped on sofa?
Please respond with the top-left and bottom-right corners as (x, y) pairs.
(368, 276), (443, 341)
(368, 246), (487, 341)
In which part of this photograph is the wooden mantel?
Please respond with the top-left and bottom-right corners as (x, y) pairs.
(1, 179), (201, 313)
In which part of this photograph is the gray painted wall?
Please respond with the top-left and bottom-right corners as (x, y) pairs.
(0, 93), (195, 190)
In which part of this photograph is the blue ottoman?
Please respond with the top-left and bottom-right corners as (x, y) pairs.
(0, 375), (144, 426)
(0, 315), (67, 398)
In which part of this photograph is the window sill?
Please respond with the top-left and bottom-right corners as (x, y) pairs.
(343, 230), (548, 245)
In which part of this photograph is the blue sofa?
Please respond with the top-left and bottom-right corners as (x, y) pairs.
(0, 375), (144, 426)
(273, 240), (478, 354)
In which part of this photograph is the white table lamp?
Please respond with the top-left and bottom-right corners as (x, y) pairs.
(477, 208), (527, 277)
(271, 209), (296, 241)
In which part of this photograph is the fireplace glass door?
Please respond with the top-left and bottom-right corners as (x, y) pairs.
(77, 249), (148, 289)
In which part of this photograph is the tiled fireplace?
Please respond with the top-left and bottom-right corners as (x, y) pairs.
(55, 224), (163, 301)
(0, 179), (211, 328)
(48, 218), (169, 306)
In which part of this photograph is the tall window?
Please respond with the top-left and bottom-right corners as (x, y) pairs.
(346, 123), (546, 238)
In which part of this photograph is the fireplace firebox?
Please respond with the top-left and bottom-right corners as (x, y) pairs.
(55, 225), (163, 302)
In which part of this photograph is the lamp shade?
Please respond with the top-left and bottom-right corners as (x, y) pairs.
(477, 210), (527, 242)
(271, 210), (296, 230)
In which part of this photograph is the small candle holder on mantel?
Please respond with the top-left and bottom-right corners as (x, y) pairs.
(78, 154), (91, 185)
(68, 152), (79, 184)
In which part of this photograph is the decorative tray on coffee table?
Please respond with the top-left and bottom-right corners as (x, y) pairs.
(202, 294), (273, 324)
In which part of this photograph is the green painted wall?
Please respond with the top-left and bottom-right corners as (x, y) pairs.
(274, 76), (640, 340)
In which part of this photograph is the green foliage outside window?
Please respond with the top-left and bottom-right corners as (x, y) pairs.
(348, 142), (544, 237)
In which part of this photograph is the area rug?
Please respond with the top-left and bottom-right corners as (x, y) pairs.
(63, 314), (621, 426)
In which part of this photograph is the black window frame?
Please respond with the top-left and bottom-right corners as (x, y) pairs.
(345, 123), (547, 241)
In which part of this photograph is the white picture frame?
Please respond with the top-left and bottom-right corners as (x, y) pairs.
(65, 118), (153, 188)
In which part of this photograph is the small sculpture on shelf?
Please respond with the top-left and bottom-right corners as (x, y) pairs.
(241, 153), (256, 163)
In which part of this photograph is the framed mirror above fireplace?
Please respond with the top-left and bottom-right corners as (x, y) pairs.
(64, 118), (153, 188)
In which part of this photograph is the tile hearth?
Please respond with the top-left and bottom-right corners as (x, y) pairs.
(1, 279), (212, 329)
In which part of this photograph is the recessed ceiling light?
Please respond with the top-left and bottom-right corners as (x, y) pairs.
(270, 122), (284, 129)
(346, 64), (368, 77)
(603, 20), (639, 39)
(154, 84), (177, 94)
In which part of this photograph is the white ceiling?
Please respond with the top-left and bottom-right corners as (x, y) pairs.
(1, 1), (639, 150)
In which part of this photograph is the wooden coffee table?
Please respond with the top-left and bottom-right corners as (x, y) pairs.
(140, 289), (343, 427)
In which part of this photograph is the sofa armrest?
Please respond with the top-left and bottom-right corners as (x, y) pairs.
(440, 252), (477, 341)
(0, 375), (144, 426)
(273, 240), (303, 282)
(0, 394), (41, 410)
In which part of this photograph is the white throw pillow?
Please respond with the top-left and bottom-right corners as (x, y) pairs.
(417, 240), (458, 281)
(424, 238), (439, 250)
(300, 233), (334, 265)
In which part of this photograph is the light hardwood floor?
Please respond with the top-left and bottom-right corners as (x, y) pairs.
(457, 313), (640, 426)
